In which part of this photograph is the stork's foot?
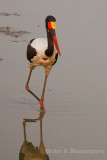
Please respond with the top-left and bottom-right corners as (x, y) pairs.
(39, 96), (45, 112)
(39, 100), (45, 112)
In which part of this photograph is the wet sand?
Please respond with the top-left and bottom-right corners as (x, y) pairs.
(0, 0), (107, 160)
(0, 26), (30, 38)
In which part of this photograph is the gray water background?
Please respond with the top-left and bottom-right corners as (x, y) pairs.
(0, 0), (107, 159)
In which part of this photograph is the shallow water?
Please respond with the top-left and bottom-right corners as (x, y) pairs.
(0, 0), (107, 159)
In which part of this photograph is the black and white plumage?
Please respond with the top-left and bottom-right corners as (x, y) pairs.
(25, 15), (61, 112)
(27, 38), (58, 69)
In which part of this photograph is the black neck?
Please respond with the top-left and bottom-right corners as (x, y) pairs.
(45, 30), (54, 57)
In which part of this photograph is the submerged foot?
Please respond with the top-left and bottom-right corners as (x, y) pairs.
(39, 99), (45, 112)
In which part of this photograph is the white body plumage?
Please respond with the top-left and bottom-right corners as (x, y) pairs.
(29, 38), (57, 74)
(31, 38), (57, 59)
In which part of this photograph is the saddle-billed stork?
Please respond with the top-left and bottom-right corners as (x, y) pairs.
(25, 15), (61, 112)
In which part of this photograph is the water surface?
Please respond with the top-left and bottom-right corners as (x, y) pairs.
(0, 0), (107, 159)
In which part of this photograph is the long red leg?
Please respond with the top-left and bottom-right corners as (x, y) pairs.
(39, 67), (52, 111)
(25, 69), (40, 101)
(39, 75), (47, 112)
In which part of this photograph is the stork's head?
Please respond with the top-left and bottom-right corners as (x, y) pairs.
(45, 15), (61, 56)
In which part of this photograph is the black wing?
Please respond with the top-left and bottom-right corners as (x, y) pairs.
(26, 39), (37, 62)
(53, 53), (58, 65)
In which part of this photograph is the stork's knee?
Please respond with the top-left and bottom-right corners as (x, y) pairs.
(25, 85), (29, 91)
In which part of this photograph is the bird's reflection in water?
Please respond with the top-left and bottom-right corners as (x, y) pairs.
(19, 112), (49, 160)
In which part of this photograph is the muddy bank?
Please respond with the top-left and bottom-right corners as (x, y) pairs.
(0, 26), (30, 38)
(0, 12), (30, 38)
(0, 12), (20, 16)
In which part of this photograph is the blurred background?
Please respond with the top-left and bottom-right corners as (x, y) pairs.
(0, 0), (107, 159)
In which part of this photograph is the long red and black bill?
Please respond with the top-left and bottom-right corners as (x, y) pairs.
(52, 35), (61, 56)
(48, 21), (61, 56)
